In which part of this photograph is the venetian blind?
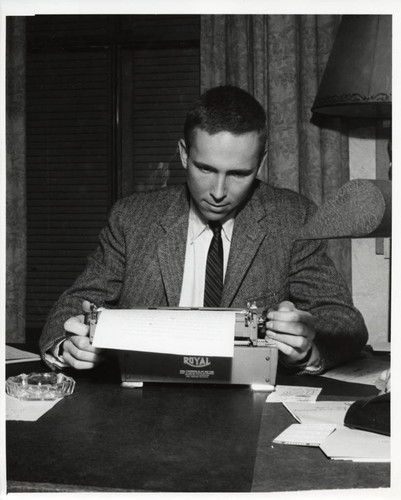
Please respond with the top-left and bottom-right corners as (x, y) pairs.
(25, 16), (200, 334)
(121, 46), (200, 194)
(26, 49), (114, 330)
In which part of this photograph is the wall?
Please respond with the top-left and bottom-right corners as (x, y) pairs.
(349, 124), (391, 345)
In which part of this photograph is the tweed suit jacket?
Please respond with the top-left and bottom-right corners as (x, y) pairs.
(40, 181), (368, 372)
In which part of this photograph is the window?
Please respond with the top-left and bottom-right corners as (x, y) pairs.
(25, 15), (200, 337)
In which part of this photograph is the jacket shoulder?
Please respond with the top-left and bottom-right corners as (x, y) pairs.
(110, 185), (186, 220)
(255, 181), (316, 220)
(117, 184), (185, 207)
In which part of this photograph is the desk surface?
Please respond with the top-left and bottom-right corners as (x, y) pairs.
(6, 355), (390, 493)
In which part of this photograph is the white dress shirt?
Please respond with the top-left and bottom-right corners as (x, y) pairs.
(179, 201), (234, 307)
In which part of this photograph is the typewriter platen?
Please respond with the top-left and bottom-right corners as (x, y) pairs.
(86, 303), (278, 389)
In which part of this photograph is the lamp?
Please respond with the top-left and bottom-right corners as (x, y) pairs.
(306, 15), (392, 436)
(308, 13), (392, 237)
(312, 15), (392, 119)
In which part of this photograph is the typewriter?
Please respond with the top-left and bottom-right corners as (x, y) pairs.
(87, 303), (278, 389)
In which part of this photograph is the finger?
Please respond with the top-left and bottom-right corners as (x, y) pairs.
(69, 335), (103, 354)
(273, 339), (311, 363)
(62, 350), (101, 370)
(272, 338), (294, 357)
(267, 301), (296, 320)
(277, 301), (295, 312)
(63, 338), (103, 366)
(268, 309), (315, 328)
(265, 319), (312, 337)
(65, 345), (103, 364)
(266, 311), (302, 329)
(265, 329), (310, 351)
(64, 316), (89, 336)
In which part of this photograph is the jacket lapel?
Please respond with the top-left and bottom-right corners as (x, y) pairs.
(156, 187), (190, 306)
(221, 186), (271, 307)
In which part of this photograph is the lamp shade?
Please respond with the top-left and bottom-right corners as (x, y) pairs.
(312, 15), (392, 118)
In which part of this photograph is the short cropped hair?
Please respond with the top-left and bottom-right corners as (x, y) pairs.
(184, 85), (267, 158)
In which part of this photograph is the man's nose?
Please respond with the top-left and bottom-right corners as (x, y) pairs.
(211, 176), (227, 201)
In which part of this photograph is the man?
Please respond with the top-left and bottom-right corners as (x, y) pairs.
(40, 85), (368, 373)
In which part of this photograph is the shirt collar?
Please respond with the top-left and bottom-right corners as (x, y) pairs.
(188, 200), (235, 243)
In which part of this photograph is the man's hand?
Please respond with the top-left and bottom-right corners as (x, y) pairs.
(265, 301), (316, 364)
(377, 368), (391, 394)
(62, 300), (104, 369)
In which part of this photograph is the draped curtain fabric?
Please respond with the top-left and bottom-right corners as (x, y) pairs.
(200, 14), (352, 287)
(6, 17), (27, 342)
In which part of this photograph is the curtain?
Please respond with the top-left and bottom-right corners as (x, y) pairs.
(200, 14), (352, 287)
(6, 17), (27, 342)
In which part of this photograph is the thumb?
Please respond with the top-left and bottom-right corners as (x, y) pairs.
(277, 300), (295, 312)
(82, 300), (93, 314)
(64, 315), (89, 336)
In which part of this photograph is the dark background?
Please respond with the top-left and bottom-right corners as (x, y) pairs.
(24, 15), (201, 341)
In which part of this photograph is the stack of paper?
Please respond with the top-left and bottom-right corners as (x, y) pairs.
(265, 385), (322, 403)
(6, 345), (41, 364)
(321, 352), (390, 386)
(273, 423), (336, 447)
(273, 400), (390, 462)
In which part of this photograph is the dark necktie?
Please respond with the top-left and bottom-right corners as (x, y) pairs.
(204, 221), (224, 307)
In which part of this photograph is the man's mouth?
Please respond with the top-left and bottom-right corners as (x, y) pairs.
(206, 201), (229, 209)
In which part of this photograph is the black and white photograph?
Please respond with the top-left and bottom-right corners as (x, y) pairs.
(1, 0), (399, 498)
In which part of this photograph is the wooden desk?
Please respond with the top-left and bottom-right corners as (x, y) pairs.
(6, 356), (390, 493)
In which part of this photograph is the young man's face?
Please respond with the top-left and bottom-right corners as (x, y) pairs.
(179, 128), (264, 222)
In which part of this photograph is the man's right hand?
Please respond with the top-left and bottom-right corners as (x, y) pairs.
(61, 300), (104, 369)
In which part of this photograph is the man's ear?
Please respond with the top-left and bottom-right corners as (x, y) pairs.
(178, 139), (188, 169)
(257, 149), (268, 177)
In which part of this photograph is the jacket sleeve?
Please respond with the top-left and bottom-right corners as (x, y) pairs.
(39, 199), (128, 367)
(287, 203), (368, 373)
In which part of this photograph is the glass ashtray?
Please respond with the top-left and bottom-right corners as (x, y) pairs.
(6, 372), (76, 401)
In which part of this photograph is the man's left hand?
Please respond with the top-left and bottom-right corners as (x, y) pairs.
(265, 301), (316, 364)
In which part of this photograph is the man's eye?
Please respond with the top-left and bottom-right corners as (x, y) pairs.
(231, 172), (249, 178)
(198, 166), (212, 173)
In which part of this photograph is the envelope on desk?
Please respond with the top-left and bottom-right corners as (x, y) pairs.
(320, 425), (390, 462)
